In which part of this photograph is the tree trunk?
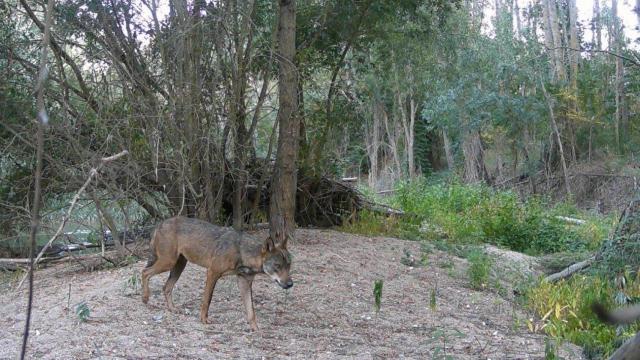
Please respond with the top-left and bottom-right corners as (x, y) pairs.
(568, 0), (579, 163)
(442, 128), (455, 172)
(544, 0), (566, 81)
(541, 0), (556, 78)
(541, 80), (571, 196)
(408, 97), (417, 178)
(91, 192), (124, 252)
(514, 1), (522, 39)
(568, 0), (579, 89)
(612, 0), (627, 153)
(381, 103), (402, 178)
(462, 129), (489, 184)
(366, 102), (381, 188)
(593, 0), (602, 51)
(397, 92), (417, 179)
(269, 0), (298, 247)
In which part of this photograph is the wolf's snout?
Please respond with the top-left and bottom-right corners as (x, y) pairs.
(279, 279), (293, 289)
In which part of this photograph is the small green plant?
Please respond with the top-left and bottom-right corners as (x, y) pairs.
(123, 254), (140, 266)
(544, 338), (558, 360)
(123, 272), (141, 294)
(400, 248), (417, 266)
(437, 256), (455, 270)
(430, 287), (437, 310)
(75, 301), (90, 322)
(373, 280), (383, 312)
(466, 248), (492, 290)
(427, 327), (466, 360)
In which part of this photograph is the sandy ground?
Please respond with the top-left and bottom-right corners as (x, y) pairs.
(0, 229), (584, 359)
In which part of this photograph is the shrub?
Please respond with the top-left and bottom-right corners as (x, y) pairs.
(526, 275), (640, 358)
(466, 248), (492, 290)
(385, 178), (609, 255)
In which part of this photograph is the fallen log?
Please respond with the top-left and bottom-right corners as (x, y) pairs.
(0, 257), (63, 264)
(555, 216), (586, 225)
(376, 189), (397, 195)
(544, 256), (595, 283)
(544, 198), (640, 283)
(341, 177), (358, 182)
(609, 332), (640, 360)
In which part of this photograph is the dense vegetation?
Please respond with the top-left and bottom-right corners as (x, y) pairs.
(342, 179), (629, 357)
(2, 0), (640, 358)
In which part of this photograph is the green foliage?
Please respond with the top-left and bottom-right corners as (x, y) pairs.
(430, 286), (437, 310)
(596, 201), (640, 276)
(373, 280), (383, 313)
(340, 209), (423, 241)
(544, 338), (558, 360)
(345, 179), (611, 257)
(386, 178), (609, 255)
(466, 248), (492, 290)
(75, 301), (91, 323)
(427, 327), (466, 359)
(526, 275), (640, 358)
(123, 272), (141, 294)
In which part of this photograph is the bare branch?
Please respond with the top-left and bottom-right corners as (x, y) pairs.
(16, 150), (128, 291)
(546, 46), (640, 68)
(20, 0), (55, 356)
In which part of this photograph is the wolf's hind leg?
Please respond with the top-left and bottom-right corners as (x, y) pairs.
(163, 254), (187, 311)
(141, 258), (175, 305)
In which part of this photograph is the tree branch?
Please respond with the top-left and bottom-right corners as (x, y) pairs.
(20, 0), (55, 356)
(546, 46), (640, 68)
(16, 150), (129, 291)
(19, 0), (100, 113)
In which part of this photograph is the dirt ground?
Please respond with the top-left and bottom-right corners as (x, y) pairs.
(0, 229), (584, 359)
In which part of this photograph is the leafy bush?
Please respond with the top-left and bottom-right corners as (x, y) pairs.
(526, 275), (640, 358)
(75, 301), (91, 322)
(386, 178), (609, 255)
(341, 210), (423, 241)
(466, 248), (492, 290)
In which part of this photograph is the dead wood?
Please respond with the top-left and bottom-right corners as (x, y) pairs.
(609, 331), (640, 360)
(544, 256), (595, 283)
(545, 198), (640, 283)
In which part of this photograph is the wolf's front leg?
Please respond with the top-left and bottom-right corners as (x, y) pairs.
(237, 274), (258, 331)
(200, 269), (220, 324)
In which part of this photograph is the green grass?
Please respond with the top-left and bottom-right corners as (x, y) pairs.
(342, 177), (626, 358)
(345, 178), (612, 256)
(466, 248), (492, 290)
(526, 273), (640, 359)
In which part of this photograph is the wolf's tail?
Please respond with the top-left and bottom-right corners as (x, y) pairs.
(145, 229), (158, 268)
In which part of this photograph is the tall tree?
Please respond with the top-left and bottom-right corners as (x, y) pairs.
(593, 0), (602, 51)
(543, 0), (566, 81)
(269, 0), (299, 246)
(611, 0), (627, 152)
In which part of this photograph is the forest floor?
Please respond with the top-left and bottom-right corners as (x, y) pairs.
(0, 229), (584, 359)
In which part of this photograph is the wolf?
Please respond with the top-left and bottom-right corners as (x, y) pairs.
(593, 303), (640, 325)
(141, 216), (293, 331)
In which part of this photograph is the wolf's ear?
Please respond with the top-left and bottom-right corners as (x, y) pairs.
(262, 236), (276, 253)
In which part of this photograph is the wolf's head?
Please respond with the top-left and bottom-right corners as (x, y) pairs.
(262, 237), (293, 289)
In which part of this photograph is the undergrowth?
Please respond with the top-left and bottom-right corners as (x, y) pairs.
(342, 177), (626, 357)
(526, 273), (640, 359)
(344, 178), (612, 256)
